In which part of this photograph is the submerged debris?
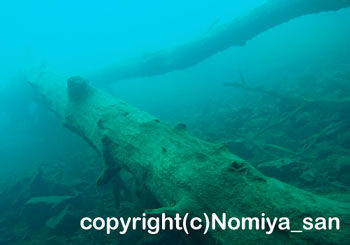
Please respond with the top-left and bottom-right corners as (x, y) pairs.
(67, 76), (91, 101)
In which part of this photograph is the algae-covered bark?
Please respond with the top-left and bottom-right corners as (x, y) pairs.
(31, 71), (350, 244)
(90, 0), (350, 82)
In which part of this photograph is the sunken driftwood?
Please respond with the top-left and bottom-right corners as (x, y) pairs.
(89, 0), (350, 82)
(224, 82), (350, 134)
(30, 72), (350, 244)
(223, 81), (350, 111)
(224, 81), (350, 158)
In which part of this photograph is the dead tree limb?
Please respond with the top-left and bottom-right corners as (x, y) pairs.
(225, 81), (350, 156)
(30, 71), (350, 244)
(88, 0), (350, 82)
(224, 82), (350, 113)
(223, 82), (308, 102)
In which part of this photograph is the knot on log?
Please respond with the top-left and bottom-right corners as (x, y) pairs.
(230, 160), (247, 172)
(174, 123), (187, 131)
(67, 76), (90, 101)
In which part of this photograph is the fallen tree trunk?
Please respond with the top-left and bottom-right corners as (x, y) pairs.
(30, 71), (350, 244)
(89, 0), (350, 82)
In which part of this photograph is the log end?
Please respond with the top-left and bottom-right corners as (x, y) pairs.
(67, 76), (91, 102)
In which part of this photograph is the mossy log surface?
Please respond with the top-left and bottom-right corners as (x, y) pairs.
(90, 0), (350, 82)
(31, 71), (350, 244)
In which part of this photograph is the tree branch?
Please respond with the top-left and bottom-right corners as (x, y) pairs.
(89, 0), (350, 83)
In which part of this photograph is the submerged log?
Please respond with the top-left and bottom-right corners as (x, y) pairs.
(89, 0), (350, 82)
(30, 71), (350, 244)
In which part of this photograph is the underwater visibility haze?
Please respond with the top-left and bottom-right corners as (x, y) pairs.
(0, 0), (350, 244)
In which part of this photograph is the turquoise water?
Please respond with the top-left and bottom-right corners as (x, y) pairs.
(0, 1), (349, 244)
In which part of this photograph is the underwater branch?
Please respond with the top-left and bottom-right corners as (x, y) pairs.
(89, 0), (350, 82)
